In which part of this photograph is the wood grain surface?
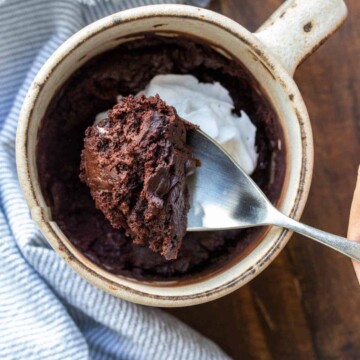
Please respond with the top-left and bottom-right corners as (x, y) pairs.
(166, 1), (360, 359)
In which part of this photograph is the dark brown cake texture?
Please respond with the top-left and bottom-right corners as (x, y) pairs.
(80, 94), (197, 260)
(36, 36), (285, 280)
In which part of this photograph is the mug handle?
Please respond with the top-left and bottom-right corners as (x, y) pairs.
(254, 0), (348, 76)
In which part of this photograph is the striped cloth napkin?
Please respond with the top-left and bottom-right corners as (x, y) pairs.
(0, 0), (230, 359)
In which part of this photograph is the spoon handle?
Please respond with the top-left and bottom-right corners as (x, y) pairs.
(272, 211), (360, 262)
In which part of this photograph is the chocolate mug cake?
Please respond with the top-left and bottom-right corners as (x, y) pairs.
(36, 35), (285, 280)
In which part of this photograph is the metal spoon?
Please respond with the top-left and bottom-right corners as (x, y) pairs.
(187, 129), (360, 262)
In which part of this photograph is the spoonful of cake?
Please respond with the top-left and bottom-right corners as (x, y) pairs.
(186, 129), (360, 262)
(80, 75), (258, 261)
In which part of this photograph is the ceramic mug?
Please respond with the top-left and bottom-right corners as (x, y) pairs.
(16, 0), (347, 307)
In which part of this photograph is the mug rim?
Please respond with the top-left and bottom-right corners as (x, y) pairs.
(16, 4), (313, 307)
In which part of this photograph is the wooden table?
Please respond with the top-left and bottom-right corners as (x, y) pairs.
(167, 1), (360, 358)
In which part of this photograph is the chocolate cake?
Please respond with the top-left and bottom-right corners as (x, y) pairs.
(36, 35), (285, 280)
(80, 95), (197, 260)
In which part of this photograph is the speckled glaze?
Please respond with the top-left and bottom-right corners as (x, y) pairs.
(16, 1), (347, 307)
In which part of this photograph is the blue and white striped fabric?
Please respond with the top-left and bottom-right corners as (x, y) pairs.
(0, 1), (231, 359)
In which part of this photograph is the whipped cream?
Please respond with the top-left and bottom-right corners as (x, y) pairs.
(95, 74), (258, 174)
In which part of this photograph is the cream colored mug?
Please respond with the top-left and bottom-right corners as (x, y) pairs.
(16, 0), (347, 307)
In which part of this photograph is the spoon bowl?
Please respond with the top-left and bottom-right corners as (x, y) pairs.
(187, 129), (272, 231)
